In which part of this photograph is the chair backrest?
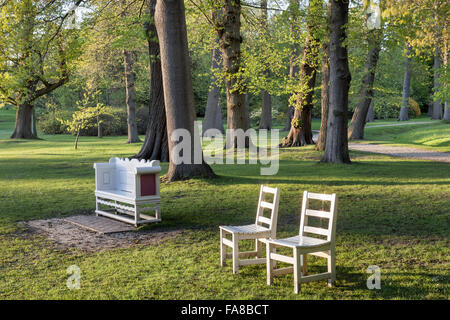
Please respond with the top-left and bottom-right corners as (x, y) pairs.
(299, 191), (338, 242)
(255, 185), (281, 238)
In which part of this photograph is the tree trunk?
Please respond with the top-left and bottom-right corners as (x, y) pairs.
(444, 42), (449, 121)
(432, 47), (443, 120)
(399, 45), (412, 121)
(97, 115), (103, 138)
(259, 90), (272, 130)
(215, 103), (224, 132)
(132, 0), (168, 161)
(316, 44), (330, 151)
(280, 0), (321, 148)
(321, 0), (351, 164)
(154, 0), (215, 181)
(348, 29), (382, 138)
(366, 100), (375, 122)
(216, 0), (251, 148)
(203, 46), (224, 136)
(284, 0), (300, 131)
(316, 1), (331, 152)
(124, 50), (141, 143)
(31, 107), (37, 138)
(258, 0), (272, 130)
(11, 103), (36, 139)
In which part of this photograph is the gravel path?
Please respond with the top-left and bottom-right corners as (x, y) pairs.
(311, 123), (449, 163)
(347, 143), (450, 163)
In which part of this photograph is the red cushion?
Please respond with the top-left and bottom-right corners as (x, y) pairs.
(140, 174), (156, 196)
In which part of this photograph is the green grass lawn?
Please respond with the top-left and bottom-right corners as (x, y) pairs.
(0, 108), (449, 299)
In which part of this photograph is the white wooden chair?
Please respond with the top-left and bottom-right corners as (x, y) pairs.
(219, 185), (280, 274)
(266, 191), (338, 293)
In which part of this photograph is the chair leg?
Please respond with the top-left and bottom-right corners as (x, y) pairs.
(232, 234), (239, 274)
(302, 254), (307, 276)
(220, 229), (226, 267)
(293, 248), (301, 294)
(328, 248), (336, 287)
(266, 243), (274, 285)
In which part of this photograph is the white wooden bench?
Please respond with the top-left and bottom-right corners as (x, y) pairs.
(93, 157), (161, 226)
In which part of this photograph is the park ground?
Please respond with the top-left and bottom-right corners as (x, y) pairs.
(0, 108), (449, 299)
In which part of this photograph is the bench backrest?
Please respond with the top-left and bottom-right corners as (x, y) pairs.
(94, 158), (161, 198)
(299, 191), (338, 242)
(255, 185), (281, 238)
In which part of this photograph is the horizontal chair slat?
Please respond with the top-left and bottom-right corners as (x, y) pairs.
(260, 201), (274, 210)
(307, 192), (334, 201)
(305, 209), (330, 219)
(239, 258), (266, 266)
(257, 216), (272, 225)
(303, 226), (329, 236)
(273, 267), (294, 276)
(222, 238), (233, 248)
(269, 253), (294, 264)
(262, 186), (278, 194)
(299, 272), (331, 283)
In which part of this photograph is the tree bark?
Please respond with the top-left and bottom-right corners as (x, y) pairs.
(432, 46), (443, 119)
(284, 0), (300, 131)
(10, 103), (36, 139)
(280, 0), (321, 148)
(202, 45), (224, 136)
(316, 44), (330, 151)
(259, 0), (272, 130)
(155, 0), (215, 181)
(366, 100), (375, 122)
(321, 0), (351, 164)
(123, 50), (141, 143)
(259, 90), (272, 129)
(348, 29), (381, 138)
(316, 1), (331, 152)
(216, 0), (251, 148)
(399, 45), (412, 121)
(132, 0), (168, 161)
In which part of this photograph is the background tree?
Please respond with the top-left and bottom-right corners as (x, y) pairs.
(132, 0), (169, 161)
(0, 0), (83, 139)
(258, 0), (272, 130)
(348, 0), (383, 138)
(280, 0), (322, 147)
(155, 0), (215, 181)
(322, 0), (351, 164)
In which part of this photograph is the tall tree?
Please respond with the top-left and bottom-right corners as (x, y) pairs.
(0, 0), (82, 139)
(215, 0), (251, 148)
(280, 0), (321, 147)
(398, 44), (412, 121)
(123, 50), (141, 143)
(316, 1), (331, 152)
(432, 47), (443, 119)
(132, 0), (168, 161)
(202, 44), (224, 136)
(154, 0), (215, 181)
(348, 2), (383, 138)
(284, 0), (301, 131)
(322, 0), (351, 164)
(258, 0), (272, 130)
